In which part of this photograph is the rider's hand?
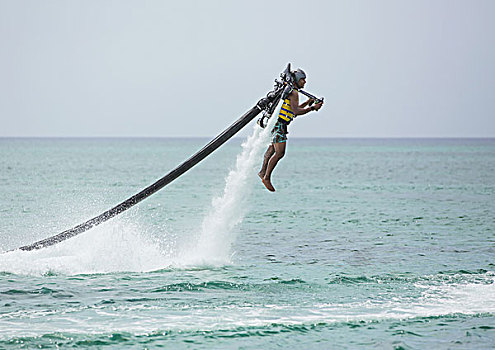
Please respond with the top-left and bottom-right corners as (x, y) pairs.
(314, 102), (323, 111)
(308, 98), (315, 106)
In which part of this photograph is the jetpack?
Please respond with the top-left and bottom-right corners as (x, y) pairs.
(10, 64), (295, 252)
(257, 63), (324, 128)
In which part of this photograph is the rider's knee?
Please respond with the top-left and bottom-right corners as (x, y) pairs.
(265, 149), (274, 159)
(275, 150), (285, 159)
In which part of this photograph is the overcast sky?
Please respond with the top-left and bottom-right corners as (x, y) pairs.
(1, 0), (494, 138)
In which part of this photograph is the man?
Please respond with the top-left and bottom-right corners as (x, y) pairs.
(258, 68), (323, 192)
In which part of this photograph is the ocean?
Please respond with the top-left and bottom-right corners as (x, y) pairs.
(0, 130), (494, 348)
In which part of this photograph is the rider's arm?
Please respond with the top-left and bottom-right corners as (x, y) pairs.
(289, 91), (317, 116)
(300, 98), (314, 108)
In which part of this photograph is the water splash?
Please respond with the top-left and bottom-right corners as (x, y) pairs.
(0, 215), (167, 275)
(0, 110), (280, 274)
(186, 112), (279, 266)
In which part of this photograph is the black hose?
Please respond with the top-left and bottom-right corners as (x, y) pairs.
(14, 104), (265, 251)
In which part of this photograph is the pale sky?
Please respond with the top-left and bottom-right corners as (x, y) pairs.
(1, 0), (494, 138)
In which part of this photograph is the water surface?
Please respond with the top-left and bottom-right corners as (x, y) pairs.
(1, 137), (494, 349)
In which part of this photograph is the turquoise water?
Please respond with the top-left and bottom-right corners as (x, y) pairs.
(0, 135), (494, 349)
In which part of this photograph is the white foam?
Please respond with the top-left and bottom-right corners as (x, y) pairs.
(410, 275), (495, 317)
(2, 276), (493, 338)
(0, 215), (168, 275)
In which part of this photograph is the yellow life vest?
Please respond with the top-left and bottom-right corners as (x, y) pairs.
(278, 89), (298, 124)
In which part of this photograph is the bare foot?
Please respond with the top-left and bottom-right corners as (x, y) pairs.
(262, 177), (276, 192)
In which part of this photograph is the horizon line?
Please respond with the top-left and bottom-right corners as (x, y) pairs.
(1, 136), (494, 140)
